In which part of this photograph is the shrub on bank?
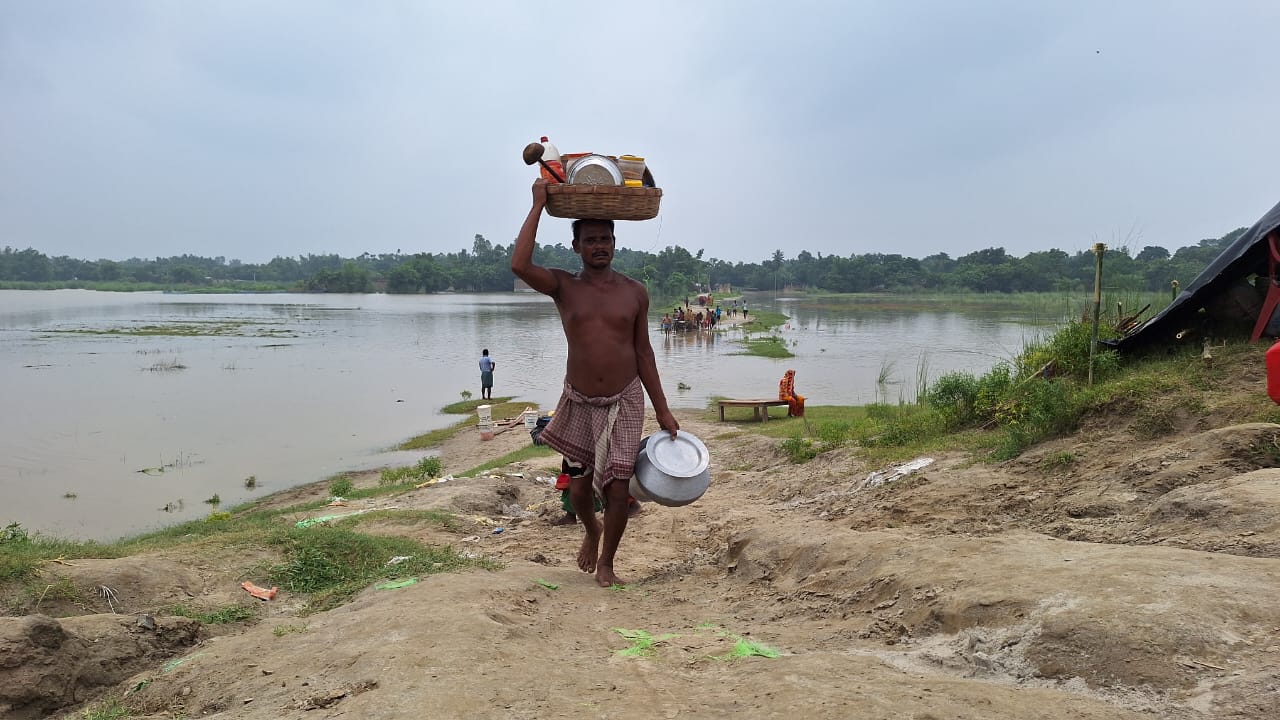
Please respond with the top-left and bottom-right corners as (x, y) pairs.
(771, 320), (1160, 462)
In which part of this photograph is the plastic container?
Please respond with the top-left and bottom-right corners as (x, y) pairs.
(479, 419), (495, 441)
(523, 407), (539, 429)
(1267, 341), (1280, 404)
(617, 155), (646, 183)
(539, 136), (564, 183)
(477, 404), (492, 422)
(562, 152), (590, 176)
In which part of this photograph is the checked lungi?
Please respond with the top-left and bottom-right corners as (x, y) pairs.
(539, 376), (645, 496)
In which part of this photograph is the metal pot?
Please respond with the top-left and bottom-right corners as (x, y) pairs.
(629, 431), (710, 507)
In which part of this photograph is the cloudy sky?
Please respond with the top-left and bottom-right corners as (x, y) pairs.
(3, 1), (1277, 265)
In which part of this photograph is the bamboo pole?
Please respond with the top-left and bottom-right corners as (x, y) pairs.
(1089, 243), (1106, 386)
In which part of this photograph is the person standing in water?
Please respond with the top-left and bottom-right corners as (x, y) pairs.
(478, 349), (496, 400)
(511, 179), (679, 587)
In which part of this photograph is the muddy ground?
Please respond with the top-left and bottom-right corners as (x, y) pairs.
(4, 349), (1280, 719)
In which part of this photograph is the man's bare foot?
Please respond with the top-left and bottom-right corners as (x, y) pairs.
(595, 564), (627, 587)
(627, 502), (641, 518)
(551, 513), (577, 526)
(578, 530), (600, 573)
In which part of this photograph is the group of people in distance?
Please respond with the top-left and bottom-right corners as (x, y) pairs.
(660, 304), (720, 332)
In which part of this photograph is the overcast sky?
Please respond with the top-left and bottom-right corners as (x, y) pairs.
(3, 1), (1277, 265)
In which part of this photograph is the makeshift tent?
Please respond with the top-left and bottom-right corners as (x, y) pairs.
(1110, 199), (1280, 351)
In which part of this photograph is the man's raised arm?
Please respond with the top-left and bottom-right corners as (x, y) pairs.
(511, 179), (559, 296)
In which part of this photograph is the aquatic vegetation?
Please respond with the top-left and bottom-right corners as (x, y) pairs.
(735, 335), (794, 358)
(48, 320), (295, 338)
(145, 357), (187, 372)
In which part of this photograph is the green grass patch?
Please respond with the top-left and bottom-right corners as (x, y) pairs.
(440, 396), (515, 414)
(114, 508), (284, 553)
(266, 525), (497, 614)
(706, 403), (867, 437)
(718, 635), (780, 660)
(6, 576), (85, 615)
(400, 400), (529, 450)
(1039, 451), (1076, 471)
(2, 485), (500, 619)
(167, 603), (258, 625)
(0, 522), (122, 583)
(613, 628), (679, 658)
(739, 310), (789, 333)
(398, 418), (475, 450)
(735, 335), (794, 358)
(273, 623), (308, 636)
(380, 456), (442, 485)
(78, 696), (130, 719)
(462, 444), (559, 477)
(276, 477), (426, 513)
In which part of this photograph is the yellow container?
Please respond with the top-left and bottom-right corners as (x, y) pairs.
(624, 179), (643, 187)
(617, 155), (646, 183)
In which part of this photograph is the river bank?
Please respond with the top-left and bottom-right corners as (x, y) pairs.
(3, 342), (1280, 718)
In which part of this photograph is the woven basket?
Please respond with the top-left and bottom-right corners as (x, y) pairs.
(545, 184), (662, 221)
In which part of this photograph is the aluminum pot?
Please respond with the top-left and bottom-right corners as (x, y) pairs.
(628, 431), (710, 507)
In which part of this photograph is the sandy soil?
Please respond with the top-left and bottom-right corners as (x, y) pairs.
(4, 349), (1280, 719)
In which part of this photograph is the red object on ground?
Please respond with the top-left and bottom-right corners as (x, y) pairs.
(1268, 341), (1280, 404)
(241, 581), (278, 601)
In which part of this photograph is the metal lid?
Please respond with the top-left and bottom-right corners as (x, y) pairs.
(644, 430), (710, 478)
(567, 154), (623, 186)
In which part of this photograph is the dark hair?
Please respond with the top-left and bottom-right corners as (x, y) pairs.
(571, 218), (615, 242)
(482, 349), (489, 355)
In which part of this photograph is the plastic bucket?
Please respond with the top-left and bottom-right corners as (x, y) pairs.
(477, 404), (492, 422)
(479, 419), (494, 441)
(523, 408), (538, 429)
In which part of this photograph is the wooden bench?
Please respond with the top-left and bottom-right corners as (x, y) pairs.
(718, 399), (791, 422)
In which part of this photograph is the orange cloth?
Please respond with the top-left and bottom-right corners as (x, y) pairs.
(779, 370), (804, 416)
(779, 374), (794, 400)
(241, 581), (278, 601)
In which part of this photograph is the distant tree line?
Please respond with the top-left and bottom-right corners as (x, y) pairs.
(0, 227), (1249, 295)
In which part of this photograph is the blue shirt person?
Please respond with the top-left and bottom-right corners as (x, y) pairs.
(479, 349), (497, 400)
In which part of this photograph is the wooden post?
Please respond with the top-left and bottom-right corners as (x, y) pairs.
(1089, 243), (1106, 386)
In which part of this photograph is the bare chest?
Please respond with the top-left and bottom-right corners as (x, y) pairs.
(556, 277), (640, 331)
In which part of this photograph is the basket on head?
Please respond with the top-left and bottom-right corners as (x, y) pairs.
(545, 184), (662, 221)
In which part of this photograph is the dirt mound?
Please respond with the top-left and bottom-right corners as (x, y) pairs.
(0, 613), (201, 718)
(718, 526), (1280, 692)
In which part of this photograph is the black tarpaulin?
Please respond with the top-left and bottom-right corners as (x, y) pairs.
(1110, 199), (1280, 351)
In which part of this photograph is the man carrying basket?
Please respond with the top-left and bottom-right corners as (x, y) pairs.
(511, 178), (679, 588)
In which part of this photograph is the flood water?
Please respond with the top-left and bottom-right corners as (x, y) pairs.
(0, 289), (1050, 541)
